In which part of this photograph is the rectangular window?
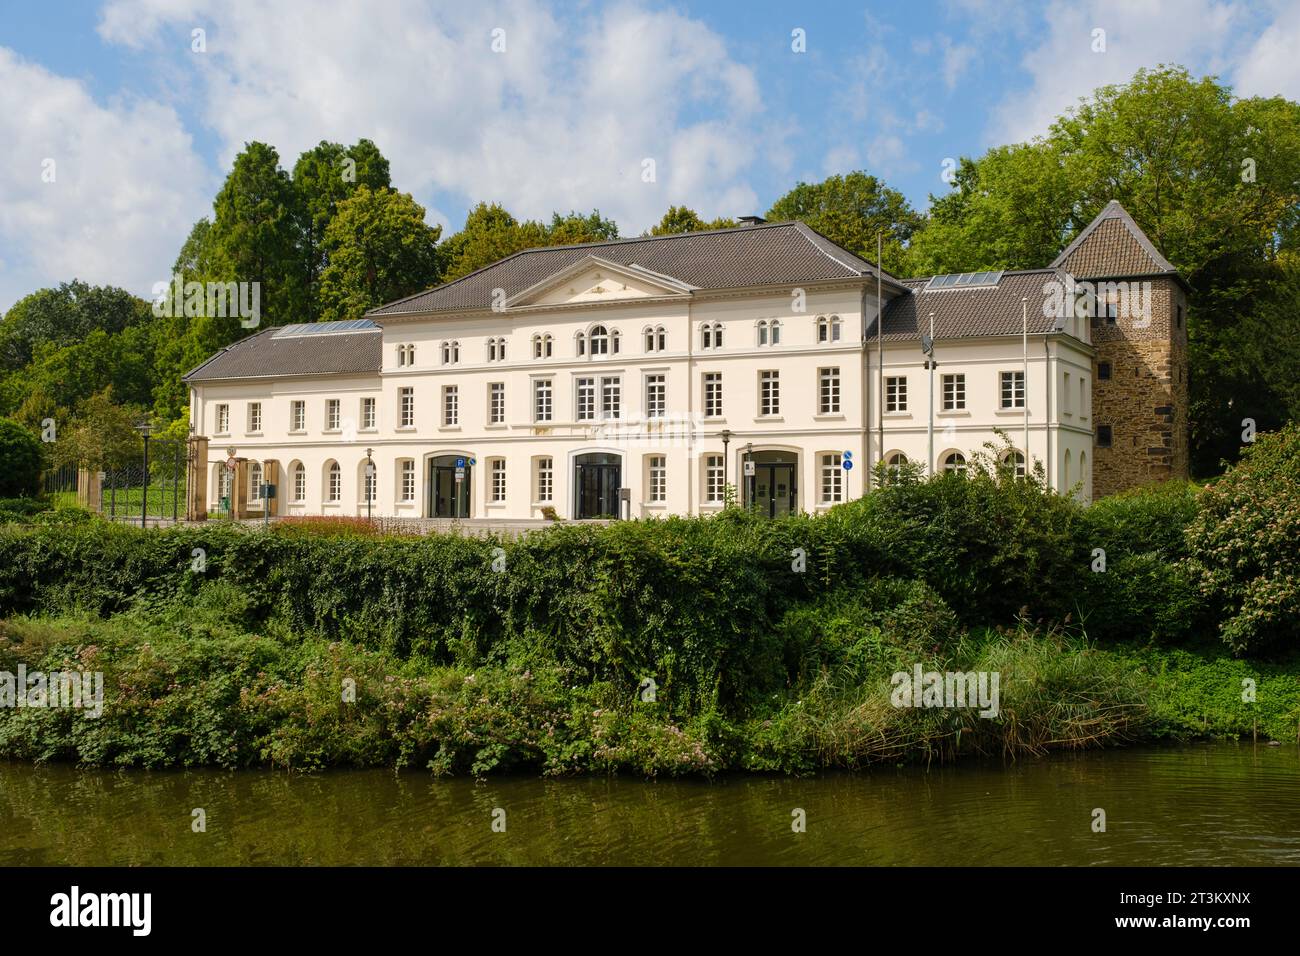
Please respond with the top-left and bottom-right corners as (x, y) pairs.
(442, 385), (459, 426)
(703, 372), (723, 419)
(536, 457), (553, 502)
(941, 373), (965, 411)
(400, 460), (415, 502)
(645, 374), (665, 419)
(290, 400), (305, 431)
(649, 455), (666, 502)
(1080, 378), (1087, 418)
(325, 398), (340, 430)
(489, 383), (505, 424)
(534, 379), (553, 422)
(705, 454), (724, 503)
(1098, 361), (1112, 380)
(575, 378), (594, 421)
(399, 387), (414, 428)
(361, 397), (376, 430)
(248, 402), (262, 432)
(1000, 371), (1026, 409)
(1097, 424), (1113, 448)
(819, 367), (840, 415)
(490, 459), (506, 502)
(821, 453), (843, 504)
(1063, 372), (1072, 414)
(759, 370), (779, 416)
(886, 376), (907, 412)
(216, 404), (229, 433)
(601, 376), (621, 420)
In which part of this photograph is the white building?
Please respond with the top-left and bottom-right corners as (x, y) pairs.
(184, 205), (1187, 521)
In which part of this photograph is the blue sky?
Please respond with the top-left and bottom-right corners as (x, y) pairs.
(2, 0), (1299, 311)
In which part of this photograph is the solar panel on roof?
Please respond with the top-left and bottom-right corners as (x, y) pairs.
(272, 319), (379, 338)
(923, 270), (1003, 291)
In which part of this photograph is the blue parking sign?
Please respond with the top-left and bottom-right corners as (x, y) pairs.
(456, 457), (465, 468)
(843, 459), (854, 471)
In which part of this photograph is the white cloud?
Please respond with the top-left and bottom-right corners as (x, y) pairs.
(987, 0), (1249, 145)
(97, 0), (764, 234)
(0, 46), (211, 311)
(1233, 2), (1300, 100)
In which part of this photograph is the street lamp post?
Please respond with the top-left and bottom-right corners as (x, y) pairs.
(923, 312), (935, 478)
(720, 429), (732, 507)
(135, 420), (153, 529)
(365, 448), (374, 523)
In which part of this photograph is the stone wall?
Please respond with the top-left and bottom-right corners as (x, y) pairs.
(1091, 278), (1189, 496)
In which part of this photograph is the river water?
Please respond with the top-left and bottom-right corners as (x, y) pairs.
(3, 743), (1297, 866)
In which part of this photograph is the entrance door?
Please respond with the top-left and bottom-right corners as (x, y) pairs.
(745, 451), (798, 517)
(574, 453), (621, 519)
(428, 455), (471, 518)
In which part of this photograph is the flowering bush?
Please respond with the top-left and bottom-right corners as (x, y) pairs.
(1186, 423), (1300, 655)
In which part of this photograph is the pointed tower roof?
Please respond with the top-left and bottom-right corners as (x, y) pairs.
(1051, 200), (1179, 280)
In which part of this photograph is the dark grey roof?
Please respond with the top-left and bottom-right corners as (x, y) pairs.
(1051, 200), (1178, 278)
(866, 270), (1070, 342)
(183, 326), (382, 382)
(369, 221), (903, 316)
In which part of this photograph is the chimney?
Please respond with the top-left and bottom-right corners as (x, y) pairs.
(737, 215), (766, 227)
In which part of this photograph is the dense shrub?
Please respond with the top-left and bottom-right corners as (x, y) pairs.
(1186, 423), (1300, 655)
(1080, 480), (1200, 562)
(0, 419), (43, 498)
(0, 496), (52, 522)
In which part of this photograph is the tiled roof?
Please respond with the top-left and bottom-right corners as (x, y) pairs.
(867, 270), (1070, 342)
(369, 221), (900, 316)
(1051, 200), (1178, 278)
(183, 326), (382, 382)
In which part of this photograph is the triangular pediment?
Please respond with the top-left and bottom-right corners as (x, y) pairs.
(504, 256), (696, 308)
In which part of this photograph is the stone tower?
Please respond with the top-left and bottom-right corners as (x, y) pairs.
(1051, 201), (1190, 496)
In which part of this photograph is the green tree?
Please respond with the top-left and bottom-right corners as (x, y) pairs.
(210, 141), (305, 329)
(0, 418), (44, 497)
(438, 203), (548, 281)
(0, 280), (151, 374)
(293, 140), (392, 319)
(906, 66), (1300, 474)
(316, 187), (443, 320)
(50, 388), (144, 471)
(648, 206), (737, 235)
(545, 210), (619, 245)
(766, 172), (923, 274)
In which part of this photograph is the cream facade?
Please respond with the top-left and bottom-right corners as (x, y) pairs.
(184, 209), (1188, 521)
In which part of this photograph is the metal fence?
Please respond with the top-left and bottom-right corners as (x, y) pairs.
(42, 463), (79, 503)
(102, 438), (189, 524)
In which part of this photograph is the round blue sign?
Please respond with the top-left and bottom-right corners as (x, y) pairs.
(843, 459), (854, 471)
(843, 450), (853, 459)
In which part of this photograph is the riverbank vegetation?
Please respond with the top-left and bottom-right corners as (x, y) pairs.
(0, 427), (1297, 776)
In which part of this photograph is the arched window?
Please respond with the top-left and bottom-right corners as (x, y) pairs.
(1002, 450), (1026, 478)
(292, 462), (306, 502)
(770, 319), (781, 345)
(441, 341), (460, 364)
(942, 452), (966, 474)
(757, 319), (769, 346)
(1080, 451), (1089, 500)
(532, 333), (541, 358)
(817, 315), (842, 343)
(1063, 449), (1072, 492)
(590, 325), (610, 355)
(644, 326), (665, 352)
(575, 331), (586, 356)
(326, 461), (341, 502)
(886, 452), (908, 477)
(702, 322), (723, 349)
(488, 338), (498, 361)
(249, 462), (263, 500)
(611, 329), (621, 354)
